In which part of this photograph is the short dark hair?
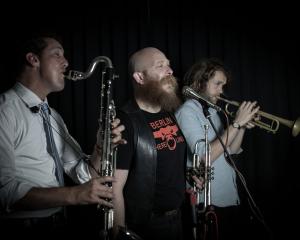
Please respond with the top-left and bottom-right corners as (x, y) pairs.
(13, 31), (63, 78)
(184, 58), (231, 93)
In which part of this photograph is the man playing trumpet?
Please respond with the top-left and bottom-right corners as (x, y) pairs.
(175, 58), (260, 240)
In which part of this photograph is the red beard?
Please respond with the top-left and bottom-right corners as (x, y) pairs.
(136, 75), (182, 112)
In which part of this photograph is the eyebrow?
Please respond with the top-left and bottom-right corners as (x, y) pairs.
(50, 46), (64, 53)
(155, 59), (170, 65)
(214, 79), (226, 84)
(55, 46), (64, 51)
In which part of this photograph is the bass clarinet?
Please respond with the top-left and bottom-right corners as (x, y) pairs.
(65, 56), (117, 240)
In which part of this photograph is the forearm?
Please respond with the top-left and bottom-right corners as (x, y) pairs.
(113, 192), (126, 237)
(112, 169), (128, 238)
(229, 128), (245, 153)
(210, 125), (240, 161)
(88, 145), (101, 178)
(12, 177), (113, 211)
(12, 186), (78, 210)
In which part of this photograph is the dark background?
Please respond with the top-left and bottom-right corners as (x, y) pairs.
(1, 2), (299, 239)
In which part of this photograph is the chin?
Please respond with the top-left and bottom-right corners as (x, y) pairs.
(209, 97), (217, 104)
(55, 82), (65, 92)
(164, 84), (175, 92)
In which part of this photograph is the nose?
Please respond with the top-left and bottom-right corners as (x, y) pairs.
(218, 85), (224, 94)
(63, 57), (69, 69)
(166, 65), (173, 75)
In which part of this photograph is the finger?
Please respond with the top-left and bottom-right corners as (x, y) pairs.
(191, 176), (204, 190)
(252, 106), (260, 114)
(250, 101), (257, 108)
(111, 118), (121, 128)
(246, 101), (257, 111)
(253, 114), (261, 121)
(118, 139), (127, 144)
(246, 123), (255, 129)
(191, 175), (203, 185)
(112, 135), (122, 144)
(98, 189), (114, 199)
(239, 101), (246, 110)
(96, 176), (115, 183)
(111, 124), (125, 135)
(112, 139), (127, 146)
(244, 101), (252, 108)
(98, 199), (113, 208)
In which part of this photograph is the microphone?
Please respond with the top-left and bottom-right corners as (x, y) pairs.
(182, 86), (222, 112)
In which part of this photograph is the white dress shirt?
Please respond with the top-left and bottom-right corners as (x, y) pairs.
(0, 82), (91, 218)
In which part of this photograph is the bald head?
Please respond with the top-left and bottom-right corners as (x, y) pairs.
(128, 47), (167, 76)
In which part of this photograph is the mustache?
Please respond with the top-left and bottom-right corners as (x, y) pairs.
(160, 75), (177, 85)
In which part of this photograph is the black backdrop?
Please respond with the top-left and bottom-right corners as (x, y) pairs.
(1, 2), (300, 239)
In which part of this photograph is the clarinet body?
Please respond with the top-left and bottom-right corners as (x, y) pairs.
(66, 56), (117, 240)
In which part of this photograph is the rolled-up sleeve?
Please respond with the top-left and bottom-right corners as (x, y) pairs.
(58, 121), (92, 184)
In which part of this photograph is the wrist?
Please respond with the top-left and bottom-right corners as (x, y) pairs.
(232, 121), (241, 129)
(94, 144), (102, 155)
(67, 186), (78, 205)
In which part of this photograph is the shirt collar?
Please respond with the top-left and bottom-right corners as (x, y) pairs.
(13, 82), (48, 109)
(192, 99), (218, 115)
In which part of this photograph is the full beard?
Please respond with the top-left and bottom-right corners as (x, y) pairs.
(136, 75), (182, 112)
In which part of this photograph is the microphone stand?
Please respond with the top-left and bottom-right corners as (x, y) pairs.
(201, 102), (272, 240)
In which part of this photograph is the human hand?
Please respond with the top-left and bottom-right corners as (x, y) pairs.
(111, 118), (127, 147)
(186, 167), (204, 190)
(96, 118), (127, 151)
(234, 101), (260, 127)
(191, 175), (204, 190)
(239, 113), (261, 129)
(242, 122), (255, 129)
(74, 176), (115, 208)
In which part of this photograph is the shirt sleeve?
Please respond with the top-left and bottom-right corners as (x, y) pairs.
(61, 130), (91, 184)
(175, 100), (207, 159)
(176, 100), (242, 160)
(51, 109), (91, 184)
(0, 107), (34, 212)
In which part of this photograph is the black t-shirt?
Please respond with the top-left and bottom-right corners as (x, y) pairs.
(117, 109), (186, 211)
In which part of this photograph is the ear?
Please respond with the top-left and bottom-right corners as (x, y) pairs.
(133, 72), (144, 84)
(25, 53), (39, 67)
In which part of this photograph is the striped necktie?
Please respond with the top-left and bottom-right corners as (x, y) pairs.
(40, 103), (64, 186)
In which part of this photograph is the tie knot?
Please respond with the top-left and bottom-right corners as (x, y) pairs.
(40, 103), (50, 115)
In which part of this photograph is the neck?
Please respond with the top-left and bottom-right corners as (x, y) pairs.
(18, 73), (48, 101)
(135, 97), (161, 113)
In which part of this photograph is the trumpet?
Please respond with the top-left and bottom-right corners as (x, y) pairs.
(190, 125), (218, 240)
(217, 96), (300, 137)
